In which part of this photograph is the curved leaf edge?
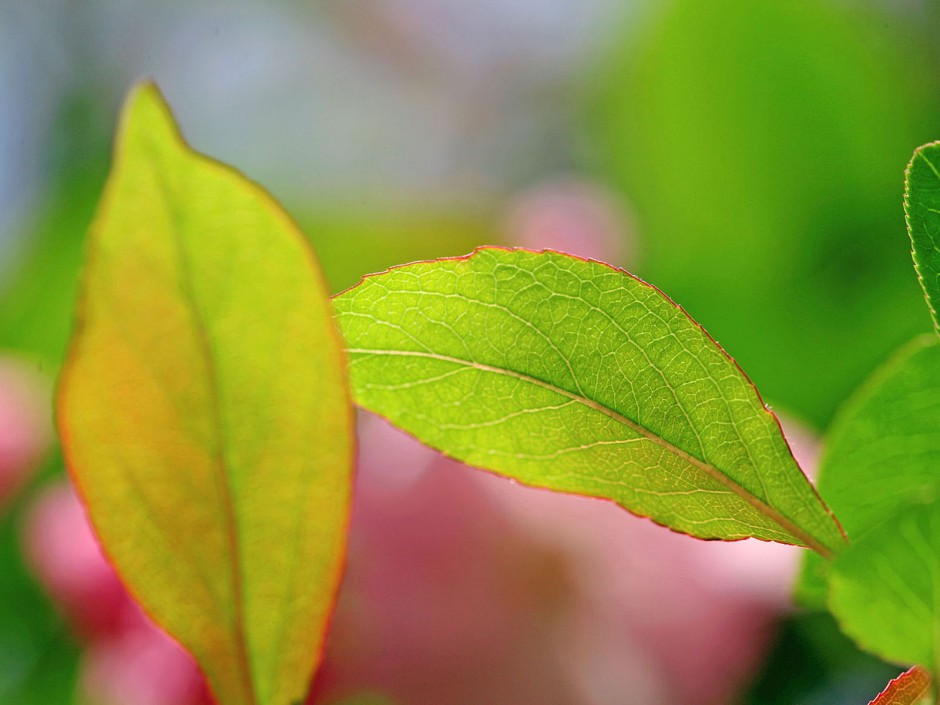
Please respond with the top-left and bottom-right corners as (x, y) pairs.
(55, 79), (357, 705)
(335, 245), (846, 555)
(904, 140), (940, 335)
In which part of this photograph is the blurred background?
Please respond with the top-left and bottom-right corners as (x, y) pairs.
(1, 1), (937, 703)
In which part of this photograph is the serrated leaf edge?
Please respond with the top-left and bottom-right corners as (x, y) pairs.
(335, 245), (846, 557)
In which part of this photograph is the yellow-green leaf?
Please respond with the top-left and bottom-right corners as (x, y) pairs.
(57, 82), (353, 705)
(334, 248), (845, 555)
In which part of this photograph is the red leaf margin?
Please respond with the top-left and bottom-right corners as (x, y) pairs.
(869, 666), (931, 705)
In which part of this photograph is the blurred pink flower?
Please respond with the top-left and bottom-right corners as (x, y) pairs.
(502, 177), (637, 268)
(311, 411), (816, 705)
(79, 617), (210, 705)
(24, 482), (128, 639)
(0, 356), (51, 509)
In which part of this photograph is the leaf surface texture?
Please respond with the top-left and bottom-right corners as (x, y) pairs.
(335, 248), (843, 553)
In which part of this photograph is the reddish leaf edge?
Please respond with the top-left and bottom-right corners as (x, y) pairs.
(334, 245), (847, 557)
(55, 79), (357, 705)
(869, 666), (932, 705)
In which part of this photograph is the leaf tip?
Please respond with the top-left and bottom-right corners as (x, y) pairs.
(868, 666), (931, 705)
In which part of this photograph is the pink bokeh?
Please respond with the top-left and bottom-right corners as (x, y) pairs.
(310, 412), (812, 705)
(502, 177), (636, 268)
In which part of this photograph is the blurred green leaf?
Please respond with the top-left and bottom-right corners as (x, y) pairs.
(820, 335), (940, 528)
(57, 82), (354, 705)
(798, 336), (940, 606)
(589, 0), (936, 425)
(829, 501), (940, 671)
(335, 247), (844, 553)
(0, 175), (103, 369)
(905, 141), (940, 333)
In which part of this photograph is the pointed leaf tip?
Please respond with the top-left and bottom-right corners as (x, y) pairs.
(58, 81), (354, 705)
(868, 666), (931, 705)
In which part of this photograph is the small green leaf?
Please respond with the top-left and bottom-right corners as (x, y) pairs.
(867, 667), (931, 705)
(797, 335), (940, 606)
(905, 141), (940, 333)
(830, 502), (940, 672)
(334, 248), (844, 554)
(57, 83), (354, 705)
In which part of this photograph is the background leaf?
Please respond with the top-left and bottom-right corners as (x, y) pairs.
(334, 247), (844, 554)
(797, 335), (940, 606)
(589, 0), (934, 427)
(57, 83), (354, 705)
(867, 666), (931, 705)
(905, 141), (940, 333)
(829, 502), (940, 673)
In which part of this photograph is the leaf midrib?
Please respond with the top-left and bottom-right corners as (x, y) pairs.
(151, 151), (258, 705)
(347, 346), (835, 558)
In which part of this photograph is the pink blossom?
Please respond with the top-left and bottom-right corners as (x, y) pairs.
(502, 177), (636, 267)
(311, 412), (815, 705)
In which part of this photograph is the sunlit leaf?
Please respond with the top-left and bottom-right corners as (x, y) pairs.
(905, 141), (940, 333)
(334, 247), (844, 554)
(57, 82), (353, 705)
(867, 666), (931, 705)
(797, 335), (940, 606)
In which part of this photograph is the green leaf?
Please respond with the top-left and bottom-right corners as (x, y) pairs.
(793, 550), (829, 609)
(905, 142), (940, 333)
(797, 335), (940, 606)
(867, 667), (931, 705)
(334, 247), (844, 555)
(56, 82), (354, 705)
(818, 335), (940, 531)
(830, 502), (940, 673)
